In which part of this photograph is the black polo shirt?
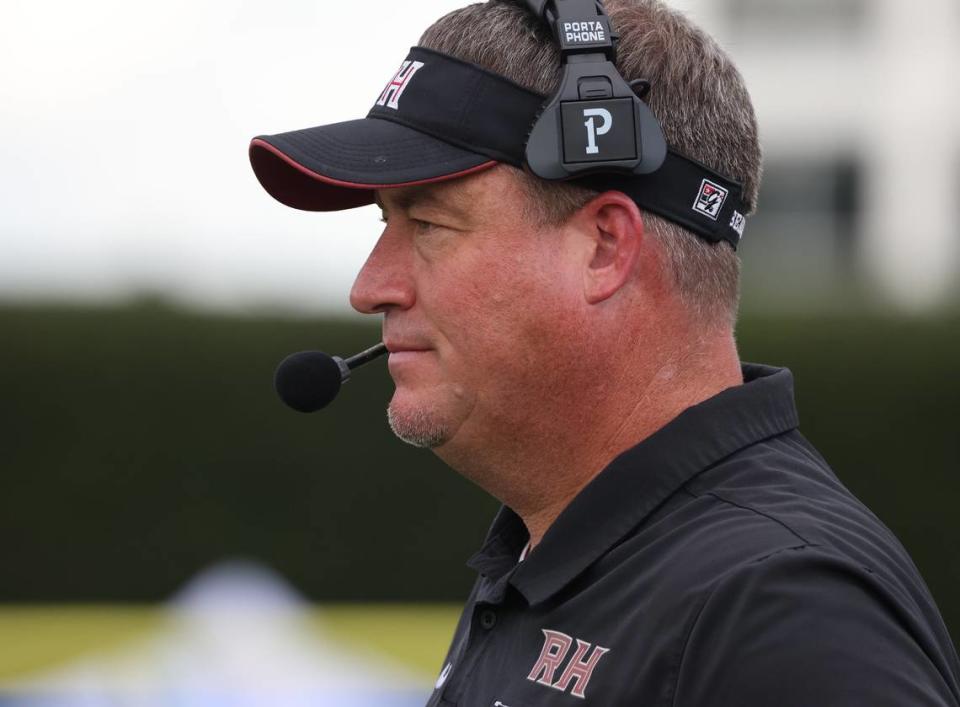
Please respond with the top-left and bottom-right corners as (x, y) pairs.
(426, 363), (960, 706)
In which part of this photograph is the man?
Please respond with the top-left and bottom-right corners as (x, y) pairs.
(250, 0), (960, 704)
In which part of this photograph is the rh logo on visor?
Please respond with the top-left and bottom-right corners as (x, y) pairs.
(693, 179), (729, 220)
(376, 60), (425, 110)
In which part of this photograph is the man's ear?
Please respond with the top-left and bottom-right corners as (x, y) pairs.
(571, 191), (646, 305)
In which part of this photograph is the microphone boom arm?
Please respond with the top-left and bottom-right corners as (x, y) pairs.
(336, 342), (389, 383)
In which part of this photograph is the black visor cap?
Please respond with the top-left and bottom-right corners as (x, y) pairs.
(250, 118), (498, 212)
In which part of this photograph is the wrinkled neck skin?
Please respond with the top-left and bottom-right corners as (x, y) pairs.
(434, 301), (744, 551)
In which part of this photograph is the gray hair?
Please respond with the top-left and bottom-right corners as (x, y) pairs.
(419, 0), (761, 328)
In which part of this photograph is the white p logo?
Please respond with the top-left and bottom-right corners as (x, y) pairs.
(583, 108), (613, 155)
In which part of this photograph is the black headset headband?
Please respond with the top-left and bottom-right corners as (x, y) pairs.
(367, 47), (748, 249)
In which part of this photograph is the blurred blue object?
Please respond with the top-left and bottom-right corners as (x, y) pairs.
(0, 561), (430, 707)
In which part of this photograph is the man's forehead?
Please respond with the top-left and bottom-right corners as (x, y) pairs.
(376, 186), (447, 211)
(374, 167), (507, 216)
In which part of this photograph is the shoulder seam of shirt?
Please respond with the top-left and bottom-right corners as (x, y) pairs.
(666, 542), (817, 707)
(684, 485), (813, 545)
(680, 485), (918, 618)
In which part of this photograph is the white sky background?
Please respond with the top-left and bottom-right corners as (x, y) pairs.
(2, 1), (958, 316)
(2, 0), (548, 316)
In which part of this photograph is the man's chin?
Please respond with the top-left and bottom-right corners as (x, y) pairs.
(386, 396), (451, 449)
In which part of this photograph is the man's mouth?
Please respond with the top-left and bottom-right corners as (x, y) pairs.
(384, 339), (433, 354)
(384, 341), (433, 371)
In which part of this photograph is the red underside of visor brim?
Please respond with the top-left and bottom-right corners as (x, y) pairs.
(248, 138), (499, 212)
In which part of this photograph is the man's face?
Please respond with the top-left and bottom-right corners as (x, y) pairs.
(349, 167), (584, 455)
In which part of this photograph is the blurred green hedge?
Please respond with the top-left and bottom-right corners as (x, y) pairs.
(1, 303), (957, 636)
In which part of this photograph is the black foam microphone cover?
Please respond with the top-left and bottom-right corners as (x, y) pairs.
(274, 351), (343, 413)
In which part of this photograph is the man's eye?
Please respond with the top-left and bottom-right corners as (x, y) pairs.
(411, 219), (437, 233)
(378, 216), (435, 232)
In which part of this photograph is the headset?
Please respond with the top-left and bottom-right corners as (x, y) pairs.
(523, 0), (668, 180)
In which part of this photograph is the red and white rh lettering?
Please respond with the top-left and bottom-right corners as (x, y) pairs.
(527, 628), (610, 699)
(376, 60), (425, 110)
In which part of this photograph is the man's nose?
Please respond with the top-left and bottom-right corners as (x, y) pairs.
(349, 226), (416, 314)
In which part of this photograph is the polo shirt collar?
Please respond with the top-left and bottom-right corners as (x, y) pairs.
(466, 363), (801, 606)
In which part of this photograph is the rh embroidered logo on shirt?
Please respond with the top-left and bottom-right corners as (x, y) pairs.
(527, 629), (610, 699)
